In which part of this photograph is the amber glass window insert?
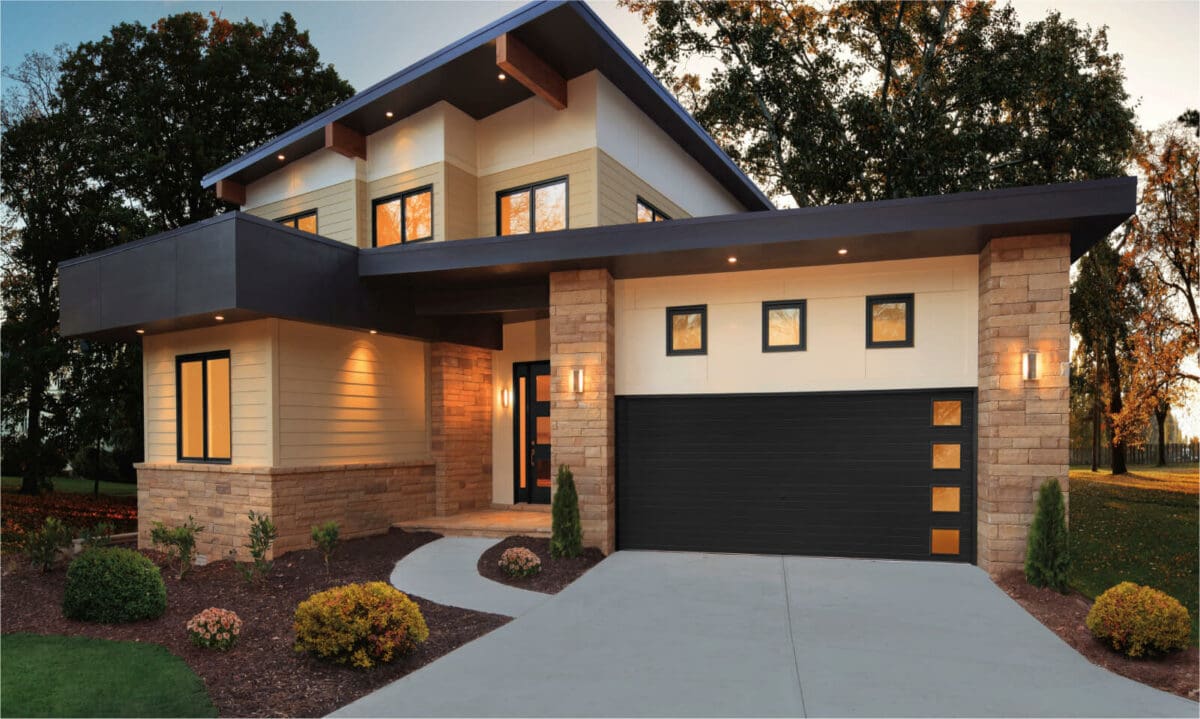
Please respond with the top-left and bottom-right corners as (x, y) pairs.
(667, 305), (707, 355)
(932, 443), (962, 470)
(931, 528), (960, 555)
(763, 300), (806, 351)
(176, 351), (231, 462)
(931, 486), (961, 512)
(497, 178), (567, 236)
(636, 198), (669, 223)
(275, 209), (317, 234)
(932, 400), (962, 426)
(373, 187), (433, 247)
(866, 294), (914, 348)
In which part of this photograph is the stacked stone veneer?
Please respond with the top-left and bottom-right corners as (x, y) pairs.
(430, 342), (493, 516)
(549, 269), (616, 554)
(977, 234), (1072, 572)
(136, 460), (435, 561)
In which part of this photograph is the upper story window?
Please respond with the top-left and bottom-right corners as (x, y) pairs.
(275, 210), (317, 234)
(374, 186), (433, 247)
(497, 178), (567, 236)
(866, 293), (915, 348)
(636, 198), (669, 223)
(176, 351), (231, 463)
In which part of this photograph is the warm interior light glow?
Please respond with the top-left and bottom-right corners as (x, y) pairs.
(385, 111), (395, 118)
(498, 72), (507, 80)
(214, 315), (225, 321)
(727, 256), (737, 264)
(838, 248), (848, 255)
(570, 368), (585, 393)
(1022, 350), (1040, 380)
(369, 329), (378, 334)
(136, 329), (145, 334)
(276, 153), (286, 161)
(501, 388), (511, 408)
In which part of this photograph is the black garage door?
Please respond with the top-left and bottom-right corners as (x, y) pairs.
(616, 389), (975, 562)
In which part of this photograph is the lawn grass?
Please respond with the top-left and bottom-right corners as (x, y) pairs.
(1, 475), (137, 498)
(1068, 465), (1199, 643)
(0, 634), (216, 718)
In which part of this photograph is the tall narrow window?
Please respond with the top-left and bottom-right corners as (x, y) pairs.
(497, 178), (567, 236)
(762, 300), (806, 352)
(636, 198), (669, 223)
(866, 294), (915, 348)
(666, 305), (707, 356)
(275, 209), (317, 234)
(176, 351), (231, 463)
(373, 186), (433, 247)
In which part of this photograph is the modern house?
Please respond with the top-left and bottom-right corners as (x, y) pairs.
(57, 1), (1134, 572)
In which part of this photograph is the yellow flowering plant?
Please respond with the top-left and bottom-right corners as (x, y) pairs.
(293, 582), (428, 669)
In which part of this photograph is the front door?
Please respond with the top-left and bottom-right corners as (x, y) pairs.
(513, 361), (551, 504)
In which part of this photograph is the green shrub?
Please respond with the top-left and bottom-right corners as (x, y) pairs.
(232, 511), (277, 583)
(150, 516), (202, 579)
(550, 464), (582, 559)
(1086, 582), (1191, 657)
(79, 522), (116, 551)
(63, 548), (167, 623)
(1025, 478), (1069, 592)
(70, 446), (120, 484)
(22, 516), (74, 571)
(311, 521), (340, 572)
(293, 582), (428, 668)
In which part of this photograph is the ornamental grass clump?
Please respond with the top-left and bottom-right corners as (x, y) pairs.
(187, 607), (243, 651)
(1025, 478), (1069, 592)
(499, 546), (542, 578)
(1085, 582), (1191, 658)
(293, 582), (428, 669)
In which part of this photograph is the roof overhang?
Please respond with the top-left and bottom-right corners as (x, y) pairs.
(200, 1), (772, 212)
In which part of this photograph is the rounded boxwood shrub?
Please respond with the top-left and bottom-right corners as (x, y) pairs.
(1085, 581), (1191, 658)
(293, 581), (428, 668)
(63, 547), (167, 623)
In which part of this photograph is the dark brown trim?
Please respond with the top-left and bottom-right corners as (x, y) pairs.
(865, 293), (915, 349)
(215, 180), (246, 206)
(495, 177), (569, 237)
(372, 185), (434, 247)
(496, 32), (567, 110)
(666, 304), (707, 356)
(324, 121), (367, 160)
(761, 299), (807, 352)
(175, 350), (232, 464)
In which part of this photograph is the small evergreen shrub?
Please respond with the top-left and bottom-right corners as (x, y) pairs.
(79, 521), (116, 551)
(232, 511), (277, 583)
(63, 547), (167, 623)
(499, 546), (542, 578)
(150, 516), (202, 579)
(187, 607), (243, 651)
(550, 464), (582, 558)
(1085, 582), (1191, 658)
(22, 516), (73, 571)
(311, 521), (340, 572)
(1025, 478), (1069, 592)
(293, 582), (428, 668)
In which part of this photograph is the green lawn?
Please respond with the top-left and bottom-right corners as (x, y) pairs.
(1, 475), (137, 498)
(0, 634), (216, 718)
(1068, 466), (1199, 643)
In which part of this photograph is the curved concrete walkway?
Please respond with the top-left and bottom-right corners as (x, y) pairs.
(390, 536), (549, 617)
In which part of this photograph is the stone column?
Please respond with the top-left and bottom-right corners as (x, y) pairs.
(977, 234), (1071, 572)
(430, 342), (493, 516)
(549, 269), (616, 554)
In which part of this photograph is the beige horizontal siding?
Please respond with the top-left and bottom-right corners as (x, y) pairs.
(475, 148), (597, 237)
(243, 181), (357, 246)
(444, 163), (478, 240)
(597, 149), (690, 226)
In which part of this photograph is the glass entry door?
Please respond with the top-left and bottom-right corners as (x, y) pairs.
(513, 361), (552, 504)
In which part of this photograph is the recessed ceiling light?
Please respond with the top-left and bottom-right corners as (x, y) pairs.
(214, 315), (225, 321)
(369, 329), (378, 335)
(385, 111), (394, 118)
(837, 248), (848, 255)
(498, 72), (507, 81)
(276, 154), (286, 161)
(135, 329), (145, 335)
(727, 256), (737, 264)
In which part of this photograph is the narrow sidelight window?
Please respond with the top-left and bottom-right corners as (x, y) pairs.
(275, 209), (318, 234)
(177, 351), (231, 463)
(373, 186), (433, 246)
(497, 178), (567, 236)
(636, 197), (669, 223)
(666, 305), (707, 356)
(762, 300), (806, 352)
(866, 293), (914, 348)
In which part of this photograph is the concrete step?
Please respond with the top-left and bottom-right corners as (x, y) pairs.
(491, 502), (551, 513)
(395, 509), (551, 540)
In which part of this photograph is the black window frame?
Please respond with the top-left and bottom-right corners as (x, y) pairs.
(666, 304), (708, 356)
(372, 185), (434, 247)
(865, 293), (915, 348)
(175, 350), (232, 464)
(636, 197), (670, 223)
(495, 176), (569, 236)
(761, 299), (807, 352)
(274, 209), (318, 233)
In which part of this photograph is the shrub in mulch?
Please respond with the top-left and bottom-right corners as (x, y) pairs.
(995, 569), (1199, 701)
(1086, 582), (1191, 658)
(1, 529), (510, 718)
(498, 546), (542, 578)
(479, 535), (604, 594)
(187, 608), (243, 651)
(1, 490), (137, 549)
(63, 547), (167, 623)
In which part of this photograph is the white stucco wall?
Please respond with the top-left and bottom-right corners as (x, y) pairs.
(475, 72), (600, 177)
(615, 256), (979, 396)
(491, 319), (551, 504)
(243, 150), (360, 210)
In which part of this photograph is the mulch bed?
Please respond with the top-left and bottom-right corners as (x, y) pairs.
(477, 535), (605, 594)
(1, 529), (510, 717)
(994, 569), (1199, 701)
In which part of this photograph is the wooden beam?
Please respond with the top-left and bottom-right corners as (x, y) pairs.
(324, 122), (367, 160)
(496, 33), (567, 110)
(215, 180), (246, 206)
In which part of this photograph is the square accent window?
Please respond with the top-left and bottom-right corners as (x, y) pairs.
(666, 305), (707, 356)
(931, 486), (961, 512)
(932, 400), (963, 427)
(762, 300), (806, 352)
(176, 351), (231, 463)
(931, 528), (960, 555)
(932, 443), (962, 470)
(373, 186), (433, 247)
(497, 178), (567, 236)
(866, 294), (914, 348)
(636, 198), (669, 223)
(275, 210), (317, 234)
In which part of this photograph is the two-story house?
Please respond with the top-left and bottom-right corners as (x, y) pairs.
(58, 1), (1134, 570)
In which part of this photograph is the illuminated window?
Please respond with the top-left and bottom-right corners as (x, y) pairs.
(762, 300), (806, 352)
(931, 528), (960, 555)
(866, 294), (914, 348)
(275, 210), (317, 234)
(667, 305), (707, 356)
(497, 178), (567, 236)
(932, 400), (963, 426)
(373, 186), (433, 246)
(636, 198), (669, 223)
(932, 443), (962, 470)
(931, 486), (961, 512)
(176, 351), (231, 463)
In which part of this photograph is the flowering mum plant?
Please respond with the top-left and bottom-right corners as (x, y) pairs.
(187, 607), (243, 651)
(499, 546), (541, 578)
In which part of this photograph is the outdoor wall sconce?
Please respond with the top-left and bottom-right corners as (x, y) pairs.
(570, 369), (585, 394)
(500, 388), (511, 408)
(1021, 349), (1040, 381)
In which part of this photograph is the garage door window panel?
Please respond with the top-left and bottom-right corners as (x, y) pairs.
(866, 294), (914, 348)
(932, 443), (962, 470)
(667, 305), (707, 356)
(931, 528), (960, 555)
(762, 300), (806, 352)
(932, 399), (963, 426)
(931, 486), (961, 512)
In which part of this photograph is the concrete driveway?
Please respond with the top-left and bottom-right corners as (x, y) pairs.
(333, 552), (1197, 717)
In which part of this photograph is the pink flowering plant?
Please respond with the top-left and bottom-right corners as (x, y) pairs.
(498, 546), (541, 578)
(186, 607), (243, 651)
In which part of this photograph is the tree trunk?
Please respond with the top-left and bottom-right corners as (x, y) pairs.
(93, 436), (101, 498)
(19, 376), (47, 495)
(1090, 392), (1100, 473)
(1104, 337), (1127, 475)
(1155, 405), (1169, 467)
